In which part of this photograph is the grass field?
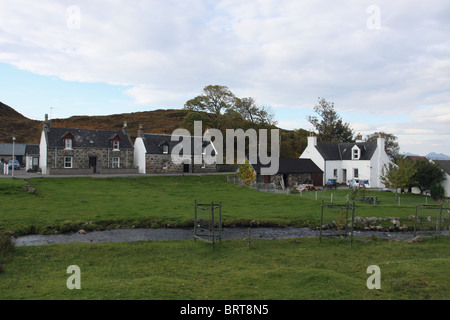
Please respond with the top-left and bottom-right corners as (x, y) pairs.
(1, 237), (449, 300)
(0, 175), (449, 301)
(1, 175), (449, 235)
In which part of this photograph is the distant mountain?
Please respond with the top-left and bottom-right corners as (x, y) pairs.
(425, 152), (450, 160)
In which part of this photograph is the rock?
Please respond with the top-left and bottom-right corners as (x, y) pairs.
(408, 215), (417, 221)
(392, 219), (401, 228)
(427, 216), (432, 222)
(407, 236), (423, 243)
(77, 229), (87, 234)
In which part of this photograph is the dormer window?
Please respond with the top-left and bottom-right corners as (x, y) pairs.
(65, 138), (73, 150)
(159, 141), (169, 154)
(352, 145), (360, 160)
(110, 134), (122, 151)
(62, 132), (75, 150)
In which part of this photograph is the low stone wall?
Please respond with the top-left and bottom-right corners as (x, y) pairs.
(47, 167), (139, 175)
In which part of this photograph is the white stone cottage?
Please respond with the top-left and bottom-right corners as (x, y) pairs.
(39, 116), (137, 175)
(134, 126), (217, 174)
(299, 134), (391, 188)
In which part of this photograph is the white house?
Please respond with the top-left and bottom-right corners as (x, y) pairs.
(134, 125), (217, 174)
(433, 160), (450, 197)
(299, 134), (391, 188)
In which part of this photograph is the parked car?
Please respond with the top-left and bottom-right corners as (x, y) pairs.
(8, 160), (20, 170)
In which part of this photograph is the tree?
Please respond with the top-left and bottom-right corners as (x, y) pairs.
(233, 97), (277, 127)
(380, 157), (417, 199)
(366, 132), (400, 160)
(237, 160), (256, 186)
(307, 97), (354, 143)
(184, 85), (236, 128)
(413, 159), (446, 195)
(184, 85), (277, 130)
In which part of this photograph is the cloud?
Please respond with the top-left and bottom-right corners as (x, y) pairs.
(0, 0), (449, 155)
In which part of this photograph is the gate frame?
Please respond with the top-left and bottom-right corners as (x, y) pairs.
(320, 200), (356, 247)
(194, 200), (222, 248)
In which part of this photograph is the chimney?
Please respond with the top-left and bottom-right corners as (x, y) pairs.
(308, 132), (317, 147)
(43, 114), (50, 131)
(356, 134), (363, 143)
(122, 121), (128, 135)
(137, 124), (144, 138)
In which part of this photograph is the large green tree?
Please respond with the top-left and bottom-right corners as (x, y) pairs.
(366, 132), (400, 160)
(413, 159), (446, 195)
(307, 98), (354, 143)
(380, 157), (417, 199)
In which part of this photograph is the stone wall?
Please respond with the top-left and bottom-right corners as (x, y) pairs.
(145, 153), (216, 174)
(257, 173), (314, 188)
(46, 147), (134, 171)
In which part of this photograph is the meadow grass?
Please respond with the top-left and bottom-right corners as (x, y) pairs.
(0, 237), (448, 300)
(1, 175), (448, 236)
(0, 175), (449, 301)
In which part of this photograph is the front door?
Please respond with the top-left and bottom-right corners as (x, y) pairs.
(89, 156), (97, 173)
(183, 163), (190, 173)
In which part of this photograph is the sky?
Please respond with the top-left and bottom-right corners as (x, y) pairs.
(0, 0), (449, 156)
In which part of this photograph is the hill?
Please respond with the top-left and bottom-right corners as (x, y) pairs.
(50, 109), (192, 140)
(0, 101), (42, 144)
(0, 101), (193, 144)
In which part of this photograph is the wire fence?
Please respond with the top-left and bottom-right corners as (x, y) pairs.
(227, 175), (450, 209)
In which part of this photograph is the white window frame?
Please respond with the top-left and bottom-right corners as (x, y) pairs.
(113, 140), (120, 151)
(353, 168), (359, 178)
(65, 139), (73, 150)
(64, 156), (73, 168)
(163, 161), (168, 170)
(112, 157), (120, 168)
(162, 144), (169, 154)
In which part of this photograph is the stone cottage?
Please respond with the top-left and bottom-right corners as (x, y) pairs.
(39, 115), (137, 175)
(134, 125), (217, 174)
(250, 157), (324, 188)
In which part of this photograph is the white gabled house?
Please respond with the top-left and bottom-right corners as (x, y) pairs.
(299, 134), (391, 188)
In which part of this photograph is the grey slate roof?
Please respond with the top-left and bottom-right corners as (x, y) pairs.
(251, 158), (323, 175)
(45, 127), (133, 149)
(434, 160), (450, 175)
(0, 143), (26, 156)
(316, 141), (377, 161)
(141, 133), (214, 155)
(25, 144), (40, 156)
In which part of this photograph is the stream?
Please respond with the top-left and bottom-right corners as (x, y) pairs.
(14, 227), (448, 246)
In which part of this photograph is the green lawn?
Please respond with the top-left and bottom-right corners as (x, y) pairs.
(1, 237), (449, 300)
(0, 175), (449, 301)
(1, 175), (448, 236)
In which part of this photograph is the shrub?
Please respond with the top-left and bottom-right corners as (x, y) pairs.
(0, 233), (15, 258)
(430, 184), (445, 201)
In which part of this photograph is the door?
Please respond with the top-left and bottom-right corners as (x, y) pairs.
(183, 163), (190, 173)
(342, 169), (347, 184)
(89, 156), (97, 173)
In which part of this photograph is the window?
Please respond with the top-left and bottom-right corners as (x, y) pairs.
(65, 139), (73, 150)
(354, 168), (359, 178)
(113, 140), (120, 151)
(333, 169), (338, 177)
(112, 157), (120, 168)
(64, 157), (73, 168)
(163, 144), (169, 154)
(163, 161), (168, 170)
(352, 146), (360, 160)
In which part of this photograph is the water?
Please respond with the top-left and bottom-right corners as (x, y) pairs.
(14, 227), (449, 247)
